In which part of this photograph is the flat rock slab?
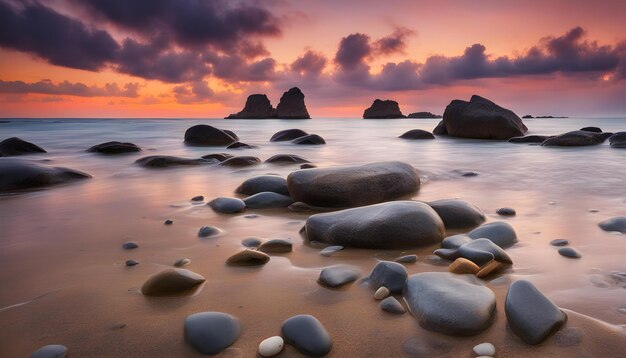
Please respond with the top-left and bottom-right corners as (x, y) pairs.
(368, 261), (408, 294)
(505, 280), (567, 345)
(0, 159), (90, 192)
(243, 192), (294, 209)
(86, 141), (141, 154)
(468, 221), (518, 248)
(281, 314), (332, 356)
(304, 201), (444, 249)
(598, 217), (626, 233)
(318, 264), (361, 288)
(141, 268), (205, 296)
(427, 199), (486, 230)
(403, 272), (496, 336)
(0, 137), (46, 156)
(30, 344), (68, 358)
(184, 312), (241, 355)
(209, 197), (246, 214)
(288, 161), (420, 207)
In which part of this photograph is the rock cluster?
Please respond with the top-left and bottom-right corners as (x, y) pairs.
(226, 87), (311, 119)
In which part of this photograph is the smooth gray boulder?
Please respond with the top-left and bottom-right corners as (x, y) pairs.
(287, 161), (420, 208)
(609, 132), (626, 148)
(363, 99), (405, 118)
(380, 296), (406, 314)
(86, 141), (141, 154)
(226, 94), (277, 119)
(141, 269), (205, 296)
(558, 247), (581, 258)
(427, 199), (486, 230)
(434, 238), (512, 266)
(399, 129), (435, 139)
(403, 272), (496, 336)
(219, 156), (261, 167)
(281, 315), (332, 356)
(468, 221), (518, 248)
(135, 155), (207, 168)
(541, 130), (612, 146)
(270, 129), (309, 142)
(304, 201), (445, 249)
(318, 264), (361, 288)
(184, 312), (241, 354)
(30, 344), (67, 358)
(276, 87), (311, 119)
(436, 95), (527, 139)
(598, 216), (626, 233)
(243, 192), (294, 209)
(236, 175), (289, 196)
(0, 137), (46, 156)
(0, 159), (90, 192)
(208, 197), (246, 214)
(368, 261), (408, 293)
(265, 154), (310, 164)
(184, 124), (237, 146)
(441, 234), (472, 249)
(291, 134), (326, 145)
(505, 280), (567, 344)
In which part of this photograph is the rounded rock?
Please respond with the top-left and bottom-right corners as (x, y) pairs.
(374, 286), (390, 300)
(496, 207), (516, 216)
(291, 134), (326, 145)
(184, 312), (241, 355)
(226, 250), (270, 266)
(270, 128), (308, 142)
(30, 344), (68, 358)
(598, 216), (626, 234)
(468, 221), (518, 248)
(448, 257), (480, 275)
(394, 254), (418, 264)
(258, 239), (293, 253)
(174, 258), (191, 267)
(380, 296), (406, 314)
(141, 268), (205, 296)
(125, 259), (139, 267)
(184, 125), (237, 146)
(399, 129), (435, 140)
(473, 342), (496, 356)
(550, 239), (569, 246)
(258, 336), (284, 357)
(198, 226), (222, 238)
(209, 197), (246, 214)
(281, 314), (332, 357)
(236, 175), (289, 196)
(318, 264), (361, 288)
(122, 241), (138, 250)
(427, 199), (486, 230)
(558, 247), (582, 259)
(265, 154), (310, 164)
(368, 261), (408, 294)
(164, 219), (173, 225)
(219, 156), (261, 167)
(241, 237), (262, 247)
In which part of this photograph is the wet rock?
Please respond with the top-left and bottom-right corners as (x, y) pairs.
(0, 137), (46, 156)
(241, 238), (262, 247)
(554, 327), (583, 347)
(198, 226), (222, 238)
(441, 234), (472, 249)
(399, 129), (435, 139)
(236, 175), (289, 196)
(374, 286), (390, 300)
(201, 153), (233, 162)
(436, 95), (527, 139)
(226, 250), (270, 266)
(609, 132), (626, 148)
(427, 199), (486, 230)
(300, 163), (316, 169)
(580, 126), (602, 133)
(288, 161), (420, 208)
(304, 201), (444, 249)
(318, 264), (361, 288)
(288, 201), (326, 212)
(432, 120), (448, 135)
(281, 314), (332, 356)
(125, 259), (139, 266)
(86, 141), (141, 154)
(123, 241), (138, 250)
(276, 87), (311, 119)
(558, 247), (582, 258)
(363, 99), (404, 118)
(496, 207), (516, 216)
(598, 216), (626, 233)
(448, 257), (480, 274)
(191, 195), (204, 202)
(0, 159), (90, 192)
(30, 344), (68, 358)
(265, 154), (310, 164)
(208, 197), (246, 214)
(380, 296), (406, 314)
(407, 112), (441, 119)
(226, 94), (277, 119)
(542, 130), (611, 146)
(135, 155), (206, 168)
(141, 268), (205, 296)
(291, 134), (326, 145)
(184, 124), (237, 146)
(184, 312), (241, 354)
(403, 272), (497, 335)
(164, 219), (173, 225)
(508, 135), (553, 143)
(270, 128), (308, 142)
(468, 221), (518, 248)
(473, 342), (496, 356)
(319, 245), (343, 256)
(394, 254), (418, 263)
(243, 192), (294, 209)
(258, 239), (293, 253)
(435, 238), (512, 266)
(174, 258), (191, 267)
(476, 260), (504, 278)
(368, 261), (408, 294)
(219, 156), (261, 167)
(550, 239), (568, 246)
(504, 280), (567, 344)
(226, 141), (257, 149)
(259, 336), (284, 357)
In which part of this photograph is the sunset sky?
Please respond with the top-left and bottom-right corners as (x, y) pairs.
(1, 0), (625, 118)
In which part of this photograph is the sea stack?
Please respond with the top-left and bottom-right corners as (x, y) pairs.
(276, 87), (311, 119)
(363, 99), (405, 119)
(226, 94), (276, 119)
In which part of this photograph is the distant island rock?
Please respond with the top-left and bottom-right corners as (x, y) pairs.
(363, 99), (405, 119)
(226, 87), (310, 119)
(407, 112), (442, 119)
(522, 115), (568, 119)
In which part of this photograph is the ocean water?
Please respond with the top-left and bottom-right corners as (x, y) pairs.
(1, 117), (625, 356)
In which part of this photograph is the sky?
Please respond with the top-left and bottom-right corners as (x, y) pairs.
(1, 0), (625, 118)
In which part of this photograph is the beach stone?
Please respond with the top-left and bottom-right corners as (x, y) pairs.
(554, 327), (583, 347)
(201, 153), (233, 162)
(374, 286), (390, 300)
(289, 161), (419, 207)
(209, 197), (246, 214)
(580, 126), (602, 133)
(403, 272), (497, 335)
(504, 280), (567, 344)
(363, 99), (404, 118)
(394, 254), (418, 263)
(368, 261), (408, 294)
(265, 154), (310, 164)
(242, 192), (294, 209)
(281, 314), (332, 356)
(301, 163), (316, 169)
(291, 134), (326, 145)
(30, 344), (67, 358)
(191, 195), (204, 202)
(399, 129), (435, 139)
(496, 207), (516, 216)
(270, 128), (308, 142)
(380, 296), (406, 314)
(473, 342), (496, 356)
(258, 239), (293, 253)
(305, 201), (444, 249)
(174, 258), (191, 267)
(0, 137), (46, 156)
(236, 175), (289, 196)
(198, 226), (222, 238)
(598, 217), (626, 233)
(609, 132), (626, 148)
(122, 241), (138, 250)
(436, 95), (527, 139)
(550, 239), (569, 246)
(141, 268), (205, 296)
(558, 247), (582, 258)
(0, 159), (90, 192)
(508, 135), (553, 143)
(164, 219), (173, 225)
(319, 245), (343, 256)
(441, 234), (472, 249)
(125, 259), (139, 266)
(276, 87), (311, 119)
(427, 199), (486, 230)
(184, 312), (241, 355)
(219, 156), (261, 167)
(448, 257), (480, 274)
(241, 238), (262, 247)
(184, 124), (237, 146)
(258, 336), (284, 357)
(226, 94), (276, 119)
(135, 155), (206, 168)
(468, 221), (518, 248)
(226, 141), (257, 149)
(542, 130), (611, 146)
(226, 250), (270, 266)
(318, 264), (361, 288)
(435, 238), (512, 266)
(86, 141), (141, 154)
(476, 260), (504, 278)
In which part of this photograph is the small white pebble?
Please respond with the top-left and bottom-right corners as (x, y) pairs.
(259, 336), (284, 357)
(374, 286), (390, 300)
(473, 342), (495, 356)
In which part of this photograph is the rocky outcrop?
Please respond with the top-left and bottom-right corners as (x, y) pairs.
(608, 132), (626, 148)
(184, 125), (237, 146)
(226, 94), (277, 119)
(435, 95), (527, 139)
(0, 137), (46, 156)
(363, 99), (405, 119)
(541, 130), (612, 146)
(0, 159), (90, 192)
(407, 112), (442, 119)
(276, 87), (311, 119)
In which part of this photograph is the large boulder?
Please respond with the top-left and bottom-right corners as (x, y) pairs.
(226, 94), (277, 119)
(86, 141), (141, 154)
(363, 99), (405, 119)
(436, 95), (527, 139)
(287, 161), (420, 207)
(403, 272), (496, 336)
(270, 129), (309, 142)
(427, 199), (486, 230)
(184, 125), (237, 146)
(276, 87), (311, 119)
(541, 130), (612, 146)
(608, 132), (626, 148)
(291, 134), (326, 145)
(0, 137), (46, 156)
(0, 159), (90, 192)
(304, 201), (445, 249)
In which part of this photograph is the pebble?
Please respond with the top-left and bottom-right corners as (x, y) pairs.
(319, 245), (344, 256)
(473, 342), (495, 356)
(258, 336), (284, 357)
(477, 260), (503, 278)
(368, 261), (408, 294)
(380, 296), (406, 314)
(122, 241), (138, 250)
(318, 264), (361, 288)
(184, 312), (241, 355)
(558, 247), (582, 259)
(191, 195), (204, 202)
(374, 286), (390, 300)
(241, 237), (262, 247)
(125, 259), (139, 266)
(30, 344), (68, 358)
(448, 257), (480, 275)
(141, 268), (206, 296)
(164, 219), (173, 225)
(174, 258), (191, 267)
(226, 250), (270, 266)
(550, 239), (569, 246)
(496, 207), (516, 216)
(208, 197), (246, 214)
(258, 239), (293, 253)
(281, 314), (332, 356)
(394, 254), (418, 263)
(198, 226), (222, 238)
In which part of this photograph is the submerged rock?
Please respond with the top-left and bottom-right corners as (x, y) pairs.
(427, 199), (486, 230)
(504, 280), (567, 345)
(363, 99), (405, 118)
(30, 344), (68, 358)
(219, 156), (261, 167)
(542, 130), (611, 146)
(201, 153), (233, 162)
(226, 250), (270, 266)
(288, 161), (420, 208)
(184, 312), (241, 355)
(399, 129), (435, 140)
(508, 135), (553, 143)
(368, 261), (408, 294)
(270, 128), (309, 142)
(236, 175), (289, 196)
(609, 132), (626, 148)
(304, 201), (444, 249)
(598, 216), (626, 233)
(184, 124), (237, 146)
(226, 141), (257, 149)
(242, 192), (294, 209)
(276, 87), (311, 119)
(258, 239), (293, 253)
(265, 154), (310, 164)
(0, 159), (90, 192)
(141, 268), (205, 296)
(0, 137), (46, 156)
(208, 197), (246, 214)
(468, 221), (518, 248)
(135, 155), (206, 168)
(86, 141), (141, 154)
(318, 264), (361, 288)
(281, 315), (332, 356)
(291, 134), (326, 145)
(435, 238), (513, 266)
(226, 94), (277, 119)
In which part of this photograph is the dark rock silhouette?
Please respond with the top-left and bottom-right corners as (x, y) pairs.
(363, 99), (405, 119)
(292, 134), (326, 145)
(136, 155), (208, 168)
(522, 115), (533, 119)
(184, 125), (237, 146)
(407, 112), (442, 119)
(0, 137), (46, 156)
(609, 132), (626, 148)
(541, 130), (612, 146)
(399, 129), (435, 140)
(270, 129), (309, 142)
(226, 94), (276, 119)
(276, 87), (311, 119)
(579, 126), (602, 133)
(508, 135), (553, 144)
(0, 159), (90, 192)
(87, 141), (141, 154)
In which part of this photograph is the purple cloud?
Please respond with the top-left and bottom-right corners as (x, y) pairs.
(0, 79), (139, 97)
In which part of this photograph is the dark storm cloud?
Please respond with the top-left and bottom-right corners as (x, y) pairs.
(0, 79), (139, 97)
(172, 80), (214, 104)
(291, 50), (328, 76)
(334, 33), (372, 69)
(209, 55), (277, 82)
(0, 1), (119, 71)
